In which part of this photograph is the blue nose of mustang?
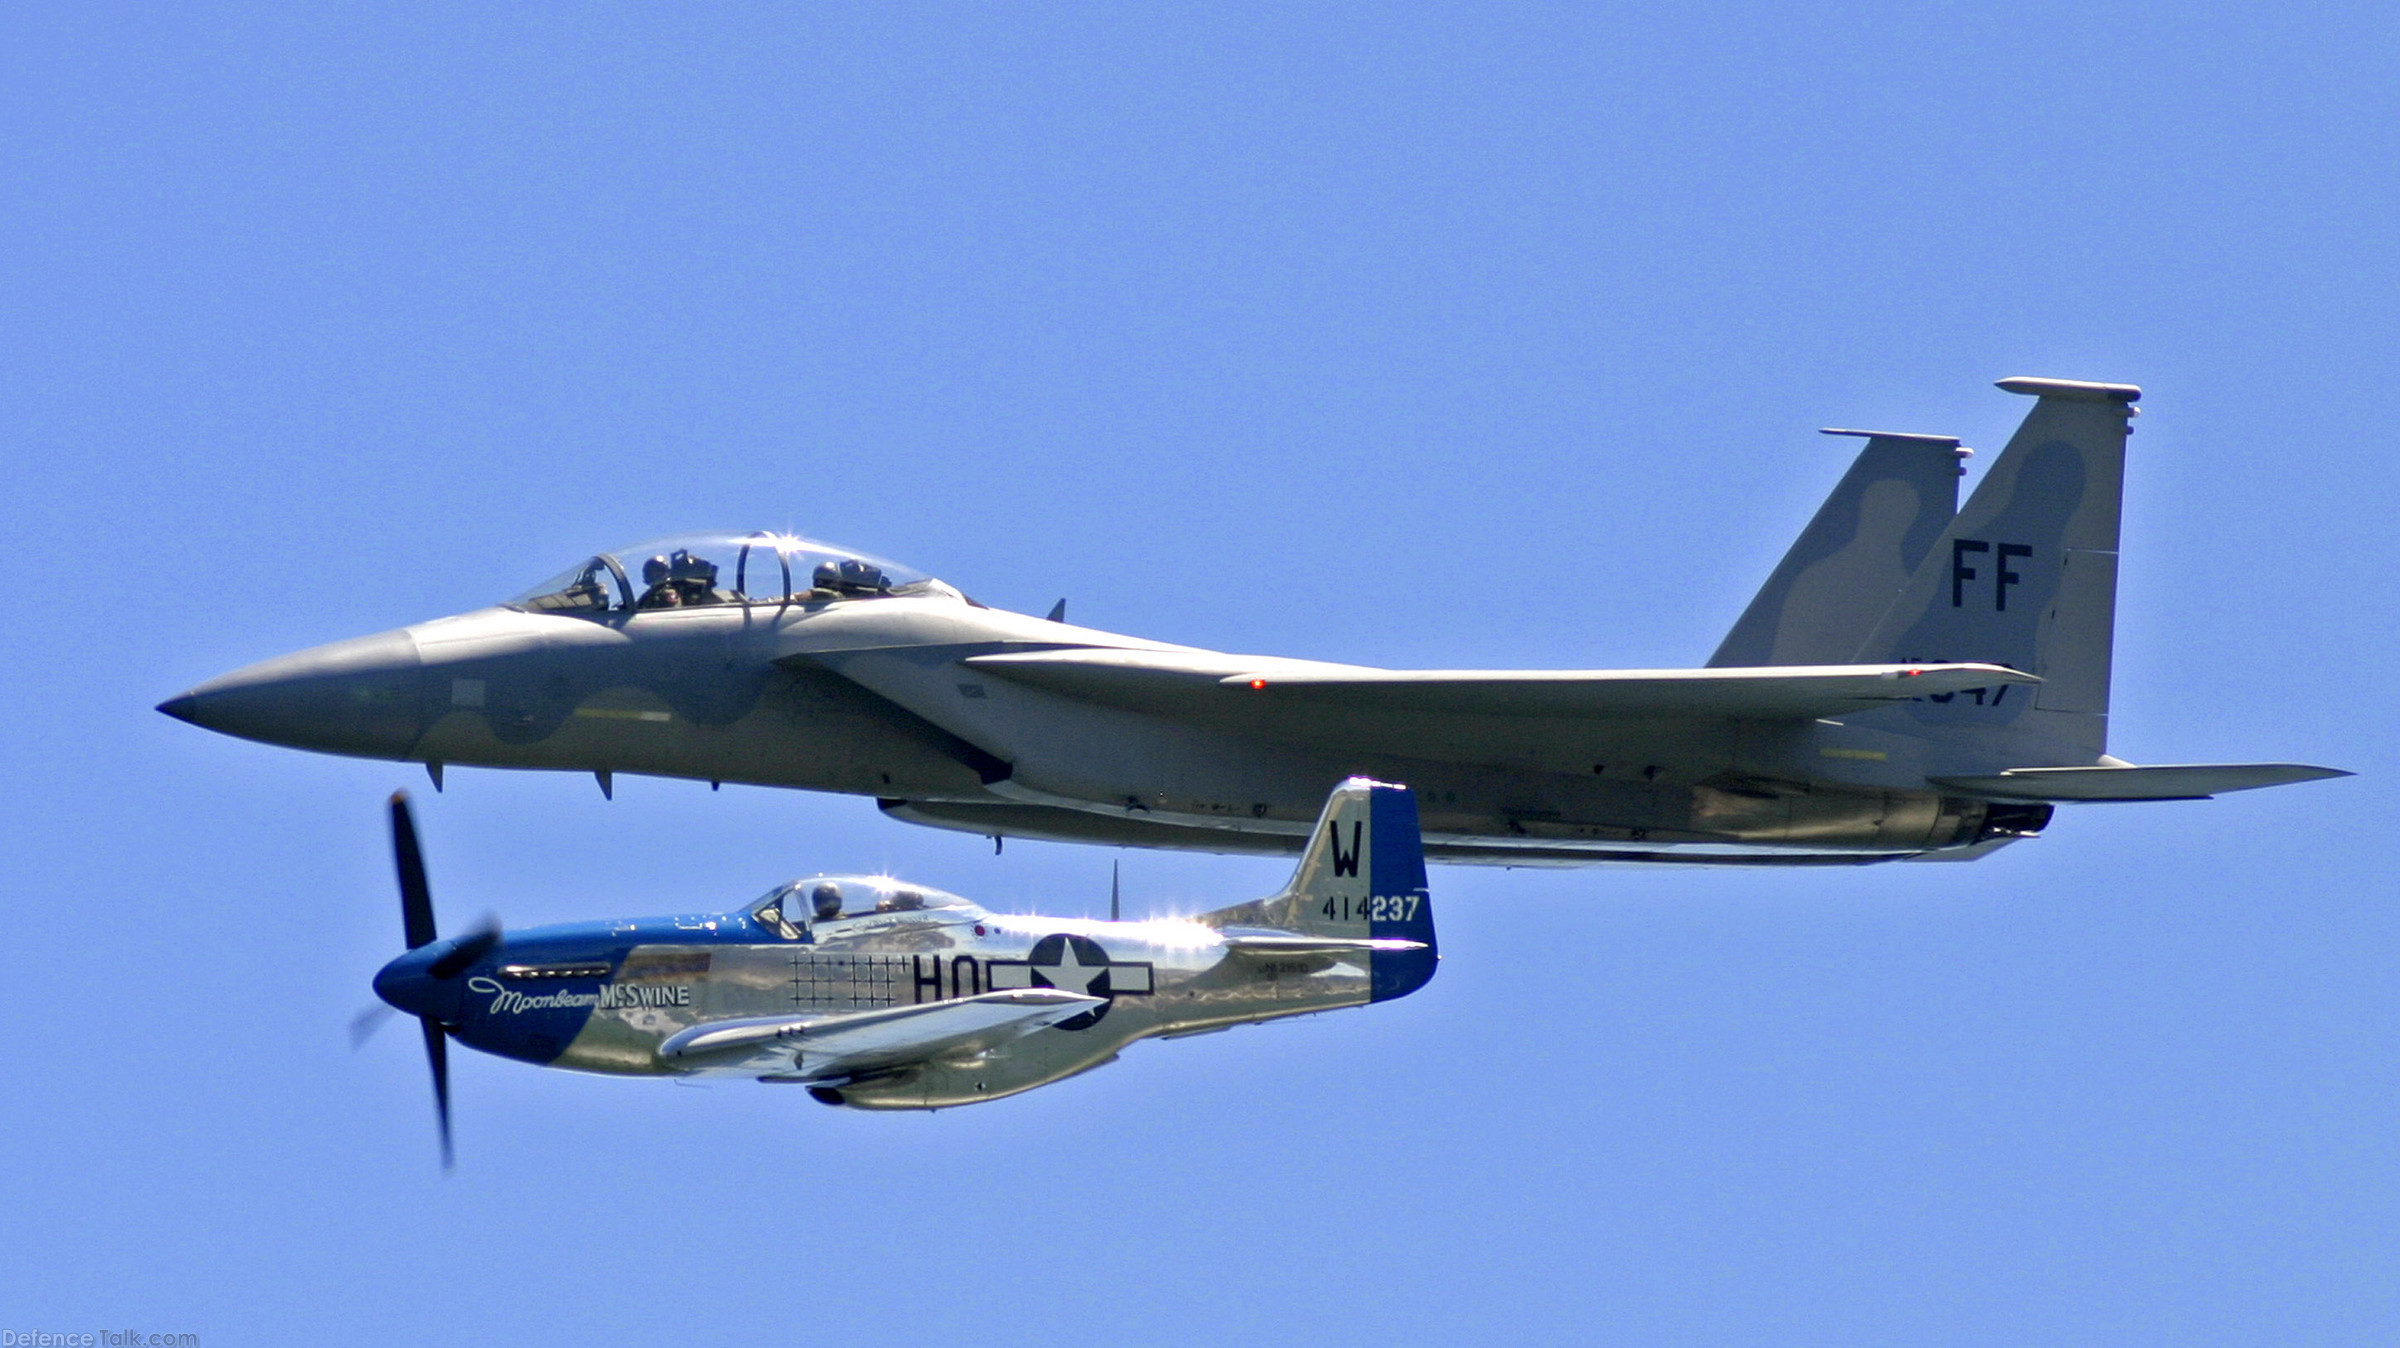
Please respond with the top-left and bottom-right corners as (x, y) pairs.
(374, 945), (465, 1025)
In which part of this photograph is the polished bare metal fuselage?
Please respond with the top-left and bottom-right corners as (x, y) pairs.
(476, 906), (1370, 1109)
(370, 777), (1436, 1123)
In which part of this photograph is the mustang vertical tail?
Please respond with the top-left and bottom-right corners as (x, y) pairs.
(1199, 778), (1437, 1002)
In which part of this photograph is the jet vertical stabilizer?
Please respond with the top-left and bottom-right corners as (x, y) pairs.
(1851, 377), (2139, 759)
(1710, 429), (1964, 667)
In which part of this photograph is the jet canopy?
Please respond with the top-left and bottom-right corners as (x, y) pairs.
(508, 532), (946, 615)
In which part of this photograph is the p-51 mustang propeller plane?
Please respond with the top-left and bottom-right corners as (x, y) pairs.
(166, 377), (2346, 867)
(364, 777), (1436, 1164)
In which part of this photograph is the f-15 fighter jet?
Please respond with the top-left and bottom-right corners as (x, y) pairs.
(367, 778), (1435, 1159)
(163, 378), (2345, 866)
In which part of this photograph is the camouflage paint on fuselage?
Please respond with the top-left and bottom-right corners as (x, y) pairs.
(175, 384), (2349, 865)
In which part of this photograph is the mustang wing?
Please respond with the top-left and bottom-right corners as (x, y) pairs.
(657, 988), (1101, 1080)
(962, 649), (2036, 721)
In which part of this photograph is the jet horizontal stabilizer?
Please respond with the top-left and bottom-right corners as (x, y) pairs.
(1931, 763), (2352, 802)
(965, 649), (2037, 721)
(1818, 427), (1966, 445)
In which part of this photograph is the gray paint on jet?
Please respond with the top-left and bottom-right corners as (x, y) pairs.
(1709, 429), (1962, 669)
(160, 380), (2349, 866)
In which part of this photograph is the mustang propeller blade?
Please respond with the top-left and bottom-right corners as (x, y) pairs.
(348, 1003), (396, 1050)
(421, 1015), (453, 1170)
(428, 917), (503, 979)
(391, 790), (436, 951)
(384, 789), (496, 1171)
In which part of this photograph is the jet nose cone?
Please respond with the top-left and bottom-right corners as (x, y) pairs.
(162, 628), (425, 757)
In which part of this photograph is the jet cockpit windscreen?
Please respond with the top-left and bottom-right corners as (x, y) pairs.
(508, 532), (946, 616)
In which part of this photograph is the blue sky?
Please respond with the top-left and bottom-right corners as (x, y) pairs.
(4, 3), (2392, 1343)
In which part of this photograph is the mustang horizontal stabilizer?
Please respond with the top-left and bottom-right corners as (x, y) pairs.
(1213, 933), (1431, 977)
(1220, 934), (1429, 954)
(964, 649), (2037, 721)
(1932, 763), (2352, 802)
(657, 988), (1100, 1079)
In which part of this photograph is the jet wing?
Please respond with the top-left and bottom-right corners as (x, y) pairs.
(656, 989), (1101, 1081)
(1930, 763), (2353, 802)
(963, 649), (2036, 721)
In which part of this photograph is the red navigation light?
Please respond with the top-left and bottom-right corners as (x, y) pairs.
(1249, 679), (1266, 690)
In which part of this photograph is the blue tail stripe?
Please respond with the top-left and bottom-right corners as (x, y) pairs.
(1366, 784), (1438, 1002)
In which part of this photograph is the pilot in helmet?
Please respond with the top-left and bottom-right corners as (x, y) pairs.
(638, 555), (682, 609)
(811, 557), (891, 597)
(811, 882), (844, 922)
(668, 549), (721, 605)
